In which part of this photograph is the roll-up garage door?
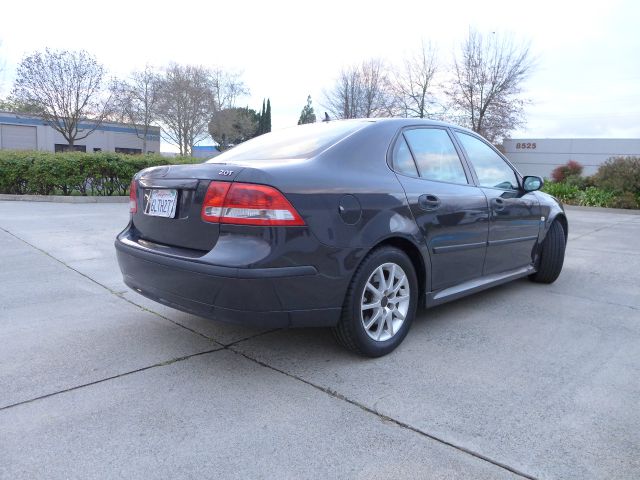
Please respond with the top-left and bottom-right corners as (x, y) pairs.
(1, 124), (38, 150)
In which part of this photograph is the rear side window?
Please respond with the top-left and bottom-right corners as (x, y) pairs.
(392, 135), (418, 176)
(403, 129), (468, 184)
(455, 132), (519, 190)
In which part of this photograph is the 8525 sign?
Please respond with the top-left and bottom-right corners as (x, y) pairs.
(516, 142), (537, 149)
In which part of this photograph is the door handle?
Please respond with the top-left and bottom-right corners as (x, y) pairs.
(491, 198), (505, 211)
(419, 194), (441, 211)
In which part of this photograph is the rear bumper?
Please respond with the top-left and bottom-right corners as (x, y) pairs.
(115, 234), (342, 328)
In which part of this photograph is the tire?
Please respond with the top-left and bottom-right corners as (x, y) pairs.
(529, 220), (566, 284)
(332, 246), (418, 357)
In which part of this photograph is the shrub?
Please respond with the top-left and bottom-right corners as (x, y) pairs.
(551, 160), (583, 183)
(0, 151), (199, 196)
(576, 187), (616, 207)
(593, 156), (640, 195)
(563, 174), (596, 190)
(542, 182), (581, 202)
(609, 192), (640, 209)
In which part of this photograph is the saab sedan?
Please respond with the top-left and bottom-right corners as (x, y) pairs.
(116, 119), (567, 357)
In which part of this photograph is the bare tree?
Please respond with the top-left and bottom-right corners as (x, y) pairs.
(155, 64), (248, 156)
(11, 49), (113, 149)
(447, 29), (534, 143)
(210, 69), (249, 112)
(155, 64), (217, 156)
(323, 59), (394, 119)
(113, 66), (160, 153)
(393, 41), (441, 118)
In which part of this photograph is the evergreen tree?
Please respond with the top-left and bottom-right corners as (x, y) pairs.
(297, 95), (316, 125)
(265, 99), (271, 133)
(257, 99), (266, 135)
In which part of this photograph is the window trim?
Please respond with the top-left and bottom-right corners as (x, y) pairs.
(387, 126), (473, 186)
(54, 144), (86, 153)
(451, 129), (523, 191)
(115, 147), (143, 155)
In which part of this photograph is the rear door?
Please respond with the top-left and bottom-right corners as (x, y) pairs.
(453, 131), (541, 275)
(391, 127), (490, 291)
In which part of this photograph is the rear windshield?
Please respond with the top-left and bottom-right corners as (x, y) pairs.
(206, 120), (370, 162)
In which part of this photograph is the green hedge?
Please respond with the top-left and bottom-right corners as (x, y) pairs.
(0, 151), (200, 196)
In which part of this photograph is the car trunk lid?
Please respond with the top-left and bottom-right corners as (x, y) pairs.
(132, 163), (245, 252)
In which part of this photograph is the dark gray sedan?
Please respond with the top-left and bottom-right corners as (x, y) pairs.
(116, 119), (567, 357)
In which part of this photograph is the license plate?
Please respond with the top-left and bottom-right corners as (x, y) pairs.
(145, 189), (178, 218)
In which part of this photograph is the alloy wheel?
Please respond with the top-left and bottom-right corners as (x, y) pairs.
(360, 262), (410, 342)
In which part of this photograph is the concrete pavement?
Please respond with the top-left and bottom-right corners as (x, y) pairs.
(0, 201), (638, 479)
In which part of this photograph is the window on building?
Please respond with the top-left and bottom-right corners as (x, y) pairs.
(93, 148), (102, 153)
(115, 147), (142, 155)
(55, 144), (86, 153)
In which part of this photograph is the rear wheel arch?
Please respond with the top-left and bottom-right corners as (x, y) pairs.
(333, 244), (419, 356)
(368, 236), (428, 300)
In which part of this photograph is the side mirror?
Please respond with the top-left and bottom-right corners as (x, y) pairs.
(523, 176), (544, 192)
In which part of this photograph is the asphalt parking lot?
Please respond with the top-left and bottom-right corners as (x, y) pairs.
(0, 201), (638, 480)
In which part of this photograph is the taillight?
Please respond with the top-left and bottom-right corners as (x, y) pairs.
(201, 181), (305, 226)
(201, 181), (231, 222)
(129, 179), (137, 214)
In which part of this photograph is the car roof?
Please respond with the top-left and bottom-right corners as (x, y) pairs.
(336, 117), (476, 135)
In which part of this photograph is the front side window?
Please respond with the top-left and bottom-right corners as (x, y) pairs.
(456, 132), (518, 190)
(402, 128), (468, 184)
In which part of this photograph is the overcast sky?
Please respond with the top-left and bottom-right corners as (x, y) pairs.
(1, 0), (639, 149)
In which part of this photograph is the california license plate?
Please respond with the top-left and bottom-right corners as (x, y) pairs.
(145, 189), (178, 218)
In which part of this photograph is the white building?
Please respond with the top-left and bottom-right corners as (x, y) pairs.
(0, 111), (161, 154)
(503, 138), (640, 178)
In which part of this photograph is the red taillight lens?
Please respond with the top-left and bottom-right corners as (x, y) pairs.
(201, 181), (231, 222)
(201, 181), (305, 226)
(129, 179), (137, 214)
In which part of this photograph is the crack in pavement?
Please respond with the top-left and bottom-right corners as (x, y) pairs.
(0, 329), (539, 480)
(1, 225), (247, 345)
(229, 346), (538, 480)
(0, 326), (282, 411)
(0, 347), (224, 411)
(1, 225), (538, 479)
(545, 289), (640, 312)
(568, 219), (634, 241)
(568, 246), (640, 256)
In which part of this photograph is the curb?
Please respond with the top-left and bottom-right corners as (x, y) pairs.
(564, 205), (640, 215)
(0, 194), (129, 204)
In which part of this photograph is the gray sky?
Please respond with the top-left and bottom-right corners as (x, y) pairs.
(1, 0), (639, 149)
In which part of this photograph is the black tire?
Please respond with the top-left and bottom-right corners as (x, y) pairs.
(529, 220), (566, 284)
(332, 246), (418, 357)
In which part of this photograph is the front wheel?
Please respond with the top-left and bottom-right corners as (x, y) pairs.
(529, 220), (566, 284)
(332, 246), (418, 357)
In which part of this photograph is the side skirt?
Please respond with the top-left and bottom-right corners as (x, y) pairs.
(425, 265), (536, 308)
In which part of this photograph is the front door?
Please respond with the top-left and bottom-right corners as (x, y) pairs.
(454, 131), (541, 275)
(391, 127), (490, 291)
